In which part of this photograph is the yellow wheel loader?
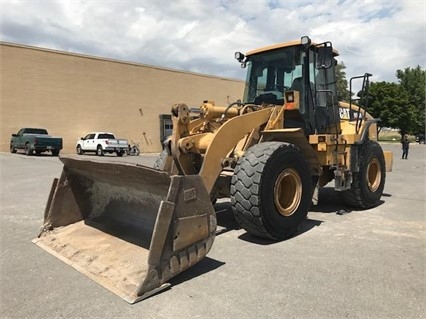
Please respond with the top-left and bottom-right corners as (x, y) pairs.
(34, 36), (393, 303)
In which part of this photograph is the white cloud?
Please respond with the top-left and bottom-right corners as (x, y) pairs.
(1, 0), (424, 85)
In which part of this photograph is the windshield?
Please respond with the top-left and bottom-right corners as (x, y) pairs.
(98, 133), (115, 139)
(240, 42), (341, 134)
(243, 46), (303, 104)
(24, 128), (48, 135)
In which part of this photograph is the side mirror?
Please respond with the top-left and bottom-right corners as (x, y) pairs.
(80, 137), (84, 140)
(12, 134), (17, 137)
(316, 43), (333, 69)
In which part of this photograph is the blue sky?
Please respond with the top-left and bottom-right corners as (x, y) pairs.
(1, 0), (425, 87)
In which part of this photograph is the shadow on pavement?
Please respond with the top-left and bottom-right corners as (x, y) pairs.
(211, 186), (389, 245)
(237, 218), (323, 245)
(169, 257), (225, 286)
(310, 187), (386, 214)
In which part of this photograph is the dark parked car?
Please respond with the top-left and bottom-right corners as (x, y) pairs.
(10, 128), (63, 156)
(415, 133), (425, 144)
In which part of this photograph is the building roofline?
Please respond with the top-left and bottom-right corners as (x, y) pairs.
(0, 41), (244, 83)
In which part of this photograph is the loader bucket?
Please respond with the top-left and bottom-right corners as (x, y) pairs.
(33, 156), (216, 304)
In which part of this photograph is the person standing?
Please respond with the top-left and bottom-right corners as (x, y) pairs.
(401, 134), (410, 159)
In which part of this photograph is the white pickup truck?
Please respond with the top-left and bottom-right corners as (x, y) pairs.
(76, 132), (129, 157)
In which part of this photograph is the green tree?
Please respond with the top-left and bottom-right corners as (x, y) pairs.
(335, 61), (350, 101)
(364, 81), (416, 137)
(396, 66), (425, 134)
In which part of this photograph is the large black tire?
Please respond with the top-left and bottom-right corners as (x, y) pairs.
(52, 150), (60, 156)
(96, 145), (104, 156)
(230, 142), (313, 240)
(10, 143), (16, 153)
(342, 140), (386, 208)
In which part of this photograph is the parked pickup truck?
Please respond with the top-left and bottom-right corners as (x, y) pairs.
(10, 128), (63, 156)
(76, 132), (128, 156)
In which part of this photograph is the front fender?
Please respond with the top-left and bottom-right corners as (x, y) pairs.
(199, 108), (274, 194)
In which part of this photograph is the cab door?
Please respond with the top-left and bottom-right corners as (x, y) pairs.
(16, 129), (26, 148)
(82, 133), (96, 151)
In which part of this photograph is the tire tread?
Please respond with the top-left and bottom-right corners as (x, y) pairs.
(342, 140), (386, 208)
(231, 142), (305, 240)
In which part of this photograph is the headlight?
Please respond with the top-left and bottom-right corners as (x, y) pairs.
(301, 36), (311, 46)
(234, 51), (245, 62)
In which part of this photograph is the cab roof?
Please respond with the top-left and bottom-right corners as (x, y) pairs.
(246, 39), (339, 56)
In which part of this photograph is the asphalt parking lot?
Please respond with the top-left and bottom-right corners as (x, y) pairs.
(0, 143), (425, 319)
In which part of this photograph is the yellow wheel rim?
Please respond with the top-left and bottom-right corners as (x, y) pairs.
(367, 158), (381, 192)
(273, 168), (302, 217)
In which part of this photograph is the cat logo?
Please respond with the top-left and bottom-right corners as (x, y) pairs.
(339, 107), (351, 119)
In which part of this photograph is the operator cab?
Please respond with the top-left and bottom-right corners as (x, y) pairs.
(235, 36), (339, 135)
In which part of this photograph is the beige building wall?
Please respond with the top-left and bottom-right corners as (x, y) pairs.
(0, 43), (244, 154)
